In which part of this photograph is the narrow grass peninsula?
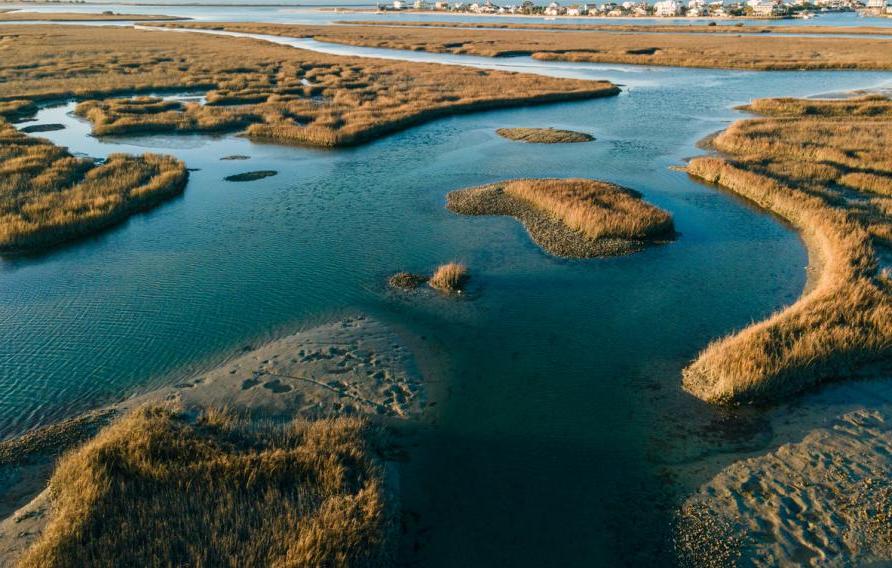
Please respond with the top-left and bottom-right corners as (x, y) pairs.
(0, 26), (618, 148)
(17, 406), (393, 567)
(496, 127), (594, 143)
(161, 22), (892, 71)
(683, 94), (892, 404)
(0, 11), (188, 21)
(447, 178), (674, 258)
(0, 120), (187, 253)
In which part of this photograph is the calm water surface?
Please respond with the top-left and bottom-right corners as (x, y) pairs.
(1, 30), (890, 564)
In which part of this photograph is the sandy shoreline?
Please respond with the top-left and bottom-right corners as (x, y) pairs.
(0, 314), (426, 566)
(676, 372), (892, 566)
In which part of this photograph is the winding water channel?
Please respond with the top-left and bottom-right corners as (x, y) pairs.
(2, 19), (891, 564)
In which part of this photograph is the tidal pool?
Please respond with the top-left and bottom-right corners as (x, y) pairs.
(1, 44), (889, 563)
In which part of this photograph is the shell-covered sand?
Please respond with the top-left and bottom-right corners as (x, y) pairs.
(676, 377), (892, 566)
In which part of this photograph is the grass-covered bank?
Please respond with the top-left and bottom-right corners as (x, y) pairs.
(447, 178), (674, 258)
(17, 406), (393, 567)
(0, 119), (187, 253)
(683, 95), (892, 404)
(160, 21), (892, 72)
(0, 25), (618, 149)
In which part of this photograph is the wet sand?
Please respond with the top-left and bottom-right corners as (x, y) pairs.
(676, 372), (892, 566)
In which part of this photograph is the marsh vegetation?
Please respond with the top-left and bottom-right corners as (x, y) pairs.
(496, 127), (594, 143)
(447, 178), (674, 257)
(19, 406), (392, 567)
(0, 26), (617, 148)
(684, 94), (892, 404)
(164, 22), (892, 71)
(0, 120), (188, 253)
(429, 262), (470, 293)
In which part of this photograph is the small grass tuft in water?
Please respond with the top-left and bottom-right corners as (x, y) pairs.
(429, 262), (470, 293)
(388, 272), (428, 290)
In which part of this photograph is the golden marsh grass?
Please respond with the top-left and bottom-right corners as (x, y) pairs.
(0, 120), (187, 252)
(19, 406), (393, 567)
(429, 262), (470, 292)
(683, 95), (892, 404)
(163, 22), (892, 71)
(446, 178), (673, 257)
(0, 25), (618, 148)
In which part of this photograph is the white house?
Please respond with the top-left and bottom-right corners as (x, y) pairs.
(544, 1), (565, 14)
(392, 0), (405, 8)
(653, 0), (683, 15)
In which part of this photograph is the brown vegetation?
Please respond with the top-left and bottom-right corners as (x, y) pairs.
(162, 21), (892, 71)
(0, 11), (187, 21)
(19, 405), (393, 567)
(496, 127), (593, 143)
(0, 25), (618, 148)
(388, 271), (428, 289)
(429, 262), (470, 292)
(447, 178), (674, 257)
(683, 95), (892, 404)
(0, 120), (188, 252)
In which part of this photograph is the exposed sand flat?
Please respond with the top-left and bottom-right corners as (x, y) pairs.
(677, 404), (892, 566)
(166, 315), (425, 419)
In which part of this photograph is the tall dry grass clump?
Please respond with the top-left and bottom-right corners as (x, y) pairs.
(19, 405), (393, 567)
(683, 95), (892, 404)
(0, 120), (187, 252)
(429, 262), (470, 292)
(504, 178), (673, 241)
(0, 25), (618, 149)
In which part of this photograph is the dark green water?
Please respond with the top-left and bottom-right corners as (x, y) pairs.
(1, 47), (889, 564)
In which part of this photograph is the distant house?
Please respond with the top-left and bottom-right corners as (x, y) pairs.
(750, 0), (785, 15)
(566, 4), (587, 14)
(653, 0), (683, 15)
(544, 1), (565, 14)
(434, 0), (449, 8)
(413, 0), (430, 8)
(392, 0), (405, 8)
(864, 0), (889, 12)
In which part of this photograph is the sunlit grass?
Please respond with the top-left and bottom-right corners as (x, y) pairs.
(162, 21), (892, 71)
(683, 95), (892, 404)
(0, 25), (618, 148)
(19, 405), (393, 567)
(429, 262), (469, 293)
(0, 120), (187, 252)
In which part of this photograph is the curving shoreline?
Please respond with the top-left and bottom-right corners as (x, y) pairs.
(682, 95), (892, 405)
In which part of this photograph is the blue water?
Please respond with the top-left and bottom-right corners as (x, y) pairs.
(1, 25), (891, 565)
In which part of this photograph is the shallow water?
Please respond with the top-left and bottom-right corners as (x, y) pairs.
(2, 28), (891, 565)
